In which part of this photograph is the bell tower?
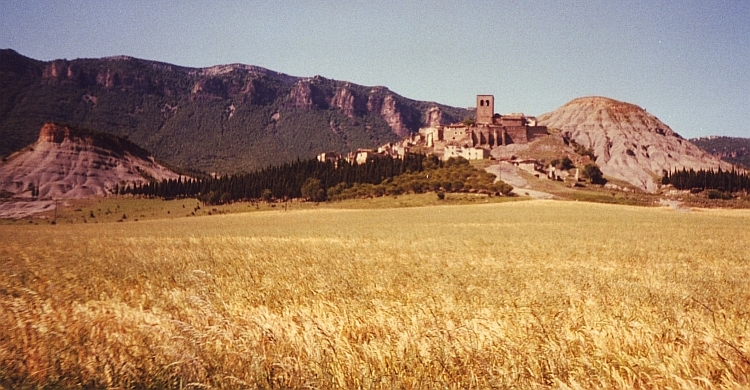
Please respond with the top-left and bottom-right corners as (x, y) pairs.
(476, 95), (494, 124)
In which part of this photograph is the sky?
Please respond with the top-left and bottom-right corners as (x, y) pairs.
(1, 1), (748, 139)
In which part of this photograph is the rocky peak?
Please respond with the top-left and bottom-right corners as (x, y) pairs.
(36, 123), (151, 160)
(42, 59), (71, 80)
(330, 83), (368, 117)
(286, 79), (332, 110)
(330, 84), (356, 117)
(38, 123), (72, 143)
(288, 80), (315, 109)
(377, 94), (409, 138)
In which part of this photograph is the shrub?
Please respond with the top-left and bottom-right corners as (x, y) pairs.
(326, 182), (348, 199)
(706, 189), (732, 200)
(557, 156), (574, 170)
(301, 178), (325, 202)
(493, 182), (514, 196)
(261, 189), (273, 202)
(570, 139), (597, 160)
(581, 163), (606, 185)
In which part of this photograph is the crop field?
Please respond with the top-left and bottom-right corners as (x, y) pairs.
(1, 200), (749, 388)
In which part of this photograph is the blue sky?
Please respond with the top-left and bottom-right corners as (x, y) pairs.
(1, 1), (748, 138)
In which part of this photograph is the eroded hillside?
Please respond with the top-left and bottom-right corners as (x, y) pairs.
(0, 123), (179, 198)
(537, 97), (733, 192)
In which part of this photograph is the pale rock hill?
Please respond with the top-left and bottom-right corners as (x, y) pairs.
(0, 123), (180, 199)
(537, 97), (733, 192)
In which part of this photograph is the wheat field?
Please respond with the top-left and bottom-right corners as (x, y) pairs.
(1, 200), (749, 388)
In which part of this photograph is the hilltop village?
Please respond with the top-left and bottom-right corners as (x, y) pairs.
(318, 95), (548, 164)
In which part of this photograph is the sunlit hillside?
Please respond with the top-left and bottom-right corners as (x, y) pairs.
(1, 201), (749, 388)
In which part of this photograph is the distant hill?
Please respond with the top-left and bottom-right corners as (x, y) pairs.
(537, 97), (733, 192)
(690, 136), (750, 169)
(0, 49), (470, 173)
(0, 123), (179, 198)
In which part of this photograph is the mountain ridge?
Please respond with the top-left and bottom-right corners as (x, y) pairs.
(689, 136), (750, 169)
(0, 49), (471, 173)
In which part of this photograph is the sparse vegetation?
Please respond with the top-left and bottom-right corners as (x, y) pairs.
(1, 201), (749, 388)
(569, 138), (597, 160)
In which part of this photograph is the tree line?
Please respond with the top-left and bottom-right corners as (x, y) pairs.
(120, 153), (515, 204)
(662, 168), (750, 193)
(120, 154), (427, 204)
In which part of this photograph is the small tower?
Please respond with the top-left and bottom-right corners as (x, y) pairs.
(476, 95), (494, 124)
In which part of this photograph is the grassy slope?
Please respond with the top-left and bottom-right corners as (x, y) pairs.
(1, 201), (750, 388)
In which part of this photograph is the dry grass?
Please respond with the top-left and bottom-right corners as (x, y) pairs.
(1, 201), (749, 388)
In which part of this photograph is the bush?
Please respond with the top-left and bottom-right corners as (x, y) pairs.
(444, 156), (470, 168)
(326, 182), (348, 199)
(556, 156), (574, 170)
(581, 163), (606, 185)
(261, 188), (273, 202)
(493, 182), (514, 196)
(570, 139), (597, 160)
(436, 191), (445, 200)
(301, 178), (325, 202)
(706, 189), (732, 200)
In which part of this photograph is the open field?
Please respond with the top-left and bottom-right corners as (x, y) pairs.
(0, 192), (524, 225)
(1, 201), (750, 388)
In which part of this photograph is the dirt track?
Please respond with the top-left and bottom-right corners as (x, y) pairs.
(484, 163), (554, 199)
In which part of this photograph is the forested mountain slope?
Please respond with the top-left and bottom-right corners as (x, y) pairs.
(0, 49), (470, 173)
(690, 136), (750, 169)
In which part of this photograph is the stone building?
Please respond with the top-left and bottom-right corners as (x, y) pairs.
(317, 151), (341, 163)
(419, 95), (548, 154)
(443, 145), (490, 161)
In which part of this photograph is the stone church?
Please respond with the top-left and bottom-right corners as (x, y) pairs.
(420, 95), (548, 154)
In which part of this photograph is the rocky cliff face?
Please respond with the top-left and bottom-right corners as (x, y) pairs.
(35, 54), (447, 137)
(1, 49), (470, 172)
(0, 123), (179, 199)
(538, 97), (733, 192)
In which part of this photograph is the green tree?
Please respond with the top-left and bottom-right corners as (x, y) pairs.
(261, 188), (273, 202)
(301, 178), (325, 202)
(581, 163), (606, 184)
(557, 156), (574, 170)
